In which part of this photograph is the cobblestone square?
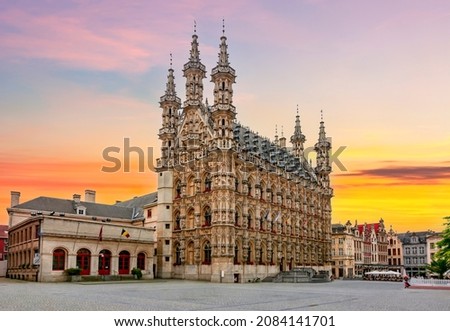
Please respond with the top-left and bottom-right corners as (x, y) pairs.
(0, 278), (448, 311)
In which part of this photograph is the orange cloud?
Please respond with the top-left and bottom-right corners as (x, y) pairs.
(331, 163), (450, 232)
(0, 157), (158, 223)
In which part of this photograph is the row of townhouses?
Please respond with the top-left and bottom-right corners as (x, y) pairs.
(331, 219), (442, 278)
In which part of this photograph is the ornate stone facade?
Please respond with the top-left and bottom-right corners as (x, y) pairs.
(155, 27), (333, 283)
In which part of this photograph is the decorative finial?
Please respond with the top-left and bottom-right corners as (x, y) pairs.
(275, 124), (278, 135)
(170, 53), (173, 69)
(194, 20), (197, 34)
(222, 18), (225, 35)
(321, 109), (323, 121)
(296, 104), (299, 115)
(281, 125), (284, 137)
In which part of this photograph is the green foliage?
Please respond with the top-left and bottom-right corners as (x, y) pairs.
(65, 267), (81, 276)
(426, 257), (450, 279)
(435, 216), (450, 261)
(131, 267), (142, 280)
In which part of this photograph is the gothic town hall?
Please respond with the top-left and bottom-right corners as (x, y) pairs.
(155, 28), (333, 283)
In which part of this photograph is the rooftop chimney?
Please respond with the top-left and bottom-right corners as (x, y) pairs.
(85, 189), (96, 203)
(11, 191), (20, 207)
(73, 194), (81, 204)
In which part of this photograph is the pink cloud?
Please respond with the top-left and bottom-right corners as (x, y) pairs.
(0, 1), (318, 72)
(0, 8), (175, 72)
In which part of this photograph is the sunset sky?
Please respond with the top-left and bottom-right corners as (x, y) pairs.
(1, 0), (449, 232)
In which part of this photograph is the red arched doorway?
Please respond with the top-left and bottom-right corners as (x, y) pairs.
(76, 249), (91, 275)
(98, 249), (111, 275)
(118, 250), (130, 275)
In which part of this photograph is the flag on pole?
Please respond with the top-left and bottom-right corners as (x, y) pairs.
(121, 228), (130, 238)
(98, 226), (103, 241)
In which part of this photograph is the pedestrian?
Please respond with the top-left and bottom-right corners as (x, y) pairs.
(403, 275), (410, 288)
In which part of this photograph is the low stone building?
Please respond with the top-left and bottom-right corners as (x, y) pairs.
(0, 224), (8, 277)
(7, 190), (155, 282)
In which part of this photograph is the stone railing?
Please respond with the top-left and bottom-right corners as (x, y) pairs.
(410, 278), (450, 287)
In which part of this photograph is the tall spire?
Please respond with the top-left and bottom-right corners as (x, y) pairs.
(218, 19), (229, 66)
(189, 21), (200, 63)
(274, 125), (279, 146)
(183, 21), (206, 105)
(318, 110), (327, 142)
(290, 105), (306, 158)
(210, 20), (237, 149)
(314, 110), (332, 187)
(164, 53), (176, 97)
(211, 19), (236, 107)
(279, 125), (286, 148)
(159, 54), (181, 168)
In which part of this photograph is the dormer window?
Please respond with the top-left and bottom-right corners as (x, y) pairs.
(77, 206), (87, 216)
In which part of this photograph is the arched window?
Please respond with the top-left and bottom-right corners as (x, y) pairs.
(52, 249), (65, 271)
(98, 249), (112, 275)
(247, 243), (253, 264)
(187, 208), (195, 229)
(174, 212), (181, 230)
(204, 175), (212, 192)
(271, 244), (277, 265)
(234, 210), (240, 226)
(137, 252), (146, 270)
(247, 211), (254, 229)
(187, 176), (195, 196)
(118, 250), (130, 275)
(175, 182), (182, 198)
(203, 242), (212, 264)
(247, 181), (252, 197)
(186, 242), (194, 265)
(174, 244), (181, 266)
(259, 244), (266, 265)
(76, 248), (91, 275)
(234, 244), (240, 264)
(204, 207), (212, 226)
(260, 181), (266, 201)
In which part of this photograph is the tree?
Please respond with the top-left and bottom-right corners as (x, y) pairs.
(435, 216), (450, 262)
(426, 257), (450, 279)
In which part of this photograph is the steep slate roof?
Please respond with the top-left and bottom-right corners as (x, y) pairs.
(13, 197), (136, 220)
(357, 223), (380, 234)
(398, 231), (431, 244)
(115, 192), (158, 219)
(331, 224), (346, 232)
(232, 122), (318, 181)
